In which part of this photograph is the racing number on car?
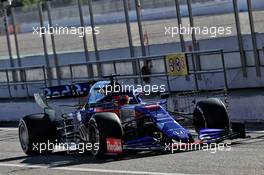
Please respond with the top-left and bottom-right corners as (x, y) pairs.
(166, 53), (189, 76)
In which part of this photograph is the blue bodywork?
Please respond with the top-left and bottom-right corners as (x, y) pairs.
(135, 105), (192, 143)
(52, 80), (237, 152)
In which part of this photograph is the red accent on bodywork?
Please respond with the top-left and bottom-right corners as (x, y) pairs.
(145, 105), (160, 110)
(96, 108), (121, 117)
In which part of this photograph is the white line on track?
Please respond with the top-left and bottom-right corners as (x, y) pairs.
(0, 163), (194, 175)
(0, 127), (18, 131)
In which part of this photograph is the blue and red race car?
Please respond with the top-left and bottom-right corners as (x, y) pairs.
(18, 75), (245, 156)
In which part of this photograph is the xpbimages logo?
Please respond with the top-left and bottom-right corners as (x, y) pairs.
(32, 140), (99, 153)
(164, 141), (232, 154)
(165, 24), (232, 38)
(33, 24), (100, 37)
(98, 82), (166, 96)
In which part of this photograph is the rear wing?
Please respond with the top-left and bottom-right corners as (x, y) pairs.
(43, 82), (95, 99)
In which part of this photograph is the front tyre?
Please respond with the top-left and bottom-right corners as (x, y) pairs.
(88, 112), (123, 157)
(193, 98), (230, 132)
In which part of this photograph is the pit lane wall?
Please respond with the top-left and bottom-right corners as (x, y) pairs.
(0, 89), (263, 122)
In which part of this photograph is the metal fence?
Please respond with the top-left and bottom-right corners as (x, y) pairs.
(0, 65), (47, 98)
(0, 0), (264, 99)
(0, 48), (250, 99)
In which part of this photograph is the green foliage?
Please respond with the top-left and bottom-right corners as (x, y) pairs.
(21, 0), (42, 7)
(20, 0), (77, 8)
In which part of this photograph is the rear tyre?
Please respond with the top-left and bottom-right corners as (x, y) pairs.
(18, 114), (57, 155)
(193, 98), (230, 132)
(88, 112), (123, 157)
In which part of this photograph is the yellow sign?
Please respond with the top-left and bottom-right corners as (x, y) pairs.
(166, 53), (189, 76)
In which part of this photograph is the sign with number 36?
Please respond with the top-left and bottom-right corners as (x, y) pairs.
(166, 53), (189, 76)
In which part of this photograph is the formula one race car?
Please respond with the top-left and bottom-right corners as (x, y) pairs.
(18, 75), (245, 156)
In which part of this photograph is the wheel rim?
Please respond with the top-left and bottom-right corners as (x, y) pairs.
(90, 122), (100, 156)
(19, 120), (29, 152)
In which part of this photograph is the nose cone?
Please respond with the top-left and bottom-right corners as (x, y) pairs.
(161, 122), (191, 142)
(172, 129), (191, 143)
(162, 127), (190, 143)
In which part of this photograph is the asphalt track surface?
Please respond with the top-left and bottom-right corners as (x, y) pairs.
(0, 127), (263, 175)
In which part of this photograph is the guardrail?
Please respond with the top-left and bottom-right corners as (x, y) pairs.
(55, 49), (228, 90)
(1, 48), (264, 100)
(0, 65), (47, 99)
(0, 49), (234, 99)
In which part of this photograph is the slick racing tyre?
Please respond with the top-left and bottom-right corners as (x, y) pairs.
(88, 112), (123, 157)
(18, 114), (57, 155)
(193, 98), (230, 132)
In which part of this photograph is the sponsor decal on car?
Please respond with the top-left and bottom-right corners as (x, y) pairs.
(106, 138), (122, 154)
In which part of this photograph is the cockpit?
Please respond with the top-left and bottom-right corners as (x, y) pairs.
(87, 81), (140, 106)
